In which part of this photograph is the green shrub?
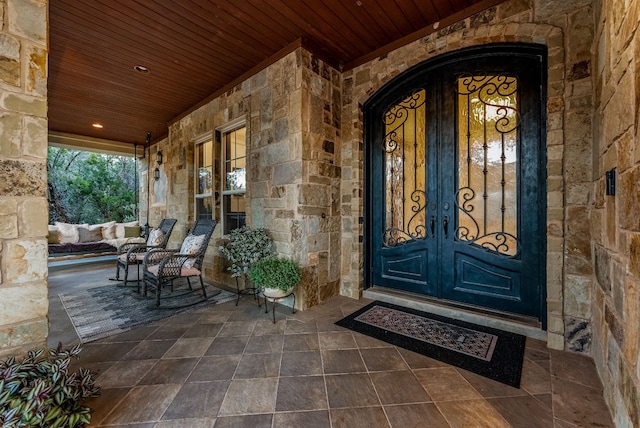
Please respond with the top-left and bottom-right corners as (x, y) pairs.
(248, 257), (302, 291)
(0, 344), (100, 428)
(218, 226), (273, 277)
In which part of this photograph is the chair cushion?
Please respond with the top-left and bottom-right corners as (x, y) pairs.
(147, 228), (165, 246)
(180, 234), (205, 269)
(147, 265), (201, 277)
(119, 252), (146, 263)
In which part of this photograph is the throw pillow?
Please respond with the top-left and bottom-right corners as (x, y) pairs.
(102, 224), (116, 240)
(55, 222), (87, 244)
(180, 234), (206, 269)
(48, 230), (61, 244)
(115, 221), (139, 239)
(78, 227), (104, 243)
(146, 228), (164, 246)
(124, 226), (142, 238)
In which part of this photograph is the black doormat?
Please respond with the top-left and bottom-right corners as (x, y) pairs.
(335, 301), (526, 388)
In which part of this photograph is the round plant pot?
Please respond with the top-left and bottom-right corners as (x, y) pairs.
(262, 286), (294, 301)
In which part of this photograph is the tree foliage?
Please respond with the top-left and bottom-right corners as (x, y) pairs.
(47, 147), (138, 224)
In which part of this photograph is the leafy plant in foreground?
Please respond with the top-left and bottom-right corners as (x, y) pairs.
(0, 343), (100, 428)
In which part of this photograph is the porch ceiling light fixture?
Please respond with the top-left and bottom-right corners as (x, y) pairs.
(134, 65), (150, 74)
(92, 122), (103, 129)
(156, 151), (163, 165)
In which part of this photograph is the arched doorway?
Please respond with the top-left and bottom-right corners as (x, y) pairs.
(364, 44), (547, 324)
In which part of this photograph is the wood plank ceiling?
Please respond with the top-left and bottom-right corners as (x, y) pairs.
(48, 0), (503, 146)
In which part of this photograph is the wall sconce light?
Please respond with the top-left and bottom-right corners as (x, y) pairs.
(153, 167), (160, 181)
(156, 151), (163, 165)
(606, 168), (616, 196)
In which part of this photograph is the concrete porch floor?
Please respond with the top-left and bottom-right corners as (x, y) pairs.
(48, 261), (616, 427)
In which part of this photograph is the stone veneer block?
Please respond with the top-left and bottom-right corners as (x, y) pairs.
(3, 239), (47, 284)
(0, 283), (47, 325)
(0, 160), (46, 196)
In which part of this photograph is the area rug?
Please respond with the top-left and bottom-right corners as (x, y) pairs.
(59, 282), (236, 344)
(336, 301), (526, 387)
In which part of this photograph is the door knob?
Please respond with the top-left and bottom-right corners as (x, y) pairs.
(430, 216), (436, 238)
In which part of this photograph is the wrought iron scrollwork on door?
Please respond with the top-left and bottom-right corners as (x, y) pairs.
(383, 89), (428, 247)
(455, 73), (521, 257)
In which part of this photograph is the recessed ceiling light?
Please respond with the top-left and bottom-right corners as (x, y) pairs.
(134, 65), (150, 74)
(92, 123), (104, 129)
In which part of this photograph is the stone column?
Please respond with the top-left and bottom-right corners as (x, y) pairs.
(0, 0), (49, 357)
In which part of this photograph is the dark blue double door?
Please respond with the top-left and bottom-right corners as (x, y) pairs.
(365, 45), (546, 321)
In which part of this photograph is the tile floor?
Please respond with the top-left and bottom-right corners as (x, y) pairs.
(48, 261), (616, 427)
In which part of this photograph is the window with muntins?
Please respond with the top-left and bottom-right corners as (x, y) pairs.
(195, 138), (214, 220)
(222, 125), (246, 234)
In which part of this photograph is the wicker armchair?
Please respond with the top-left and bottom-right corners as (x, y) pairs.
(113, 218), (177, 289)
(142, 218), (218, 308)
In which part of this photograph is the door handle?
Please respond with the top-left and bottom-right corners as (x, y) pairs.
(443, 215), (449, 239)
(430, 216), (436, 238)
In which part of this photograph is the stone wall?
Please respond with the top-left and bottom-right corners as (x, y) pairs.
(0, 0), (48, 357)
(341, 0), (594, 351)
(592, 0), (640, 425)
(150, 50), (342, 309)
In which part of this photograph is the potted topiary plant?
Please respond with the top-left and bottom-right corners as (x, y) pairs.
(0, 343), (101, 428)
(219, 226), (273, 304)
(248, 256), (302, 299)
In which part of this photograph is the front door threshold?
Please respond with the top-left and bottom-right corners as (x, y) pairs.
(363, 286), (547, 341)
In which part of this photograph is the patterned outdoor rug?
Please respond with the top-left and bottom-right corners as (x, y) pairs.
(59, 282), (236, 343)
(336, 301), (526, 387)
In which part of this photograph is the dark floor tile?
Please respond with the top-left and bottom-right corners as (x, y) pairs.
(76, 342), (139, 364)
(85, 387), (130, 425)
(285, 319), (317, 334)
(414, 367), (481, 401)
(138, 357), (199, 385)
(252, 319), (286, 336)
(552, 377), (615, 427)
(325, 373), (380, 408)
(163, 337), (214, 358)
(316, 317), (347, 332)
(99, 384), (181, 425)
(330, 406), (389, 428)
(162, 380), (230, 420)
(205, 336), (248, 355)
(550, 349), (604, 389)
(96, 360), (157, 388)
(280, 350), (323, 376)
(353, 331), (394, 349)
(182, 323), (223, 338)
(534, 393), (553, 410)
(101, 325), (158, 343)
(318, 331), (357, 349)
(218, 321), (256, 337)
(121, 339), (176, 360)
(155, 419), (214, 427)
(322, 349), (366, 374)
(244, 334), (284, 354)
(370, 370), (431, 404)
(187, 355), (241, 382)
(488, 395), (554, 427)
(520, 358), (552, 395)
(396, 347), (449, 369)
(436, 399), (510, 427)
(234, 353), (281, 378)
(146, 324), (189, 340)
(458, 367), (528, 398)
(273, 410), (330, 427)
(384, 403), (451, 428)
(218, 378), (278, 416)
(213, 413), (273, 428)
(360, 347), (409, 372)
(276, 376), (328, 411)
(283, 332), (319, 351)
